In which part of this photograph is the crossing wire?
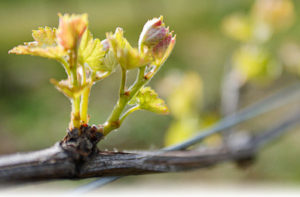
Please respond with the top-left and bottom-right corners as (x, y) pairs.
(71, 82), (300, 194)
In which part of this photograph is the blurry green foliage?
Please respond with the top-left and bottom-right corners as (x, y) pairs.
(222, 0), (296, 83)
(163, 72), (221, 146)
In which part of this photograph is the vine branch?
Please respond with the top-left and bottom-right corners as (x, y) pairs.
(0, 111), (299, 183)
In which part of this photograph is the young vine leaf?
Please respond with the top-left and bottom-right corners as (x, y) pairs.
(129, 87), (169, 115)
(8, 27), (66, 59)
(9, 13), (176, 138)
(107, 27), (152, 70)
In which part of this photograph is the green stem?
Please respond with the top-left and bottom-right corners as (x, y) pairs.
(119, 105), (140, 124)
(103, 67), (128, 134)
(102, 95), (128, 135)
(71, 94), (81, 128)
(80, 87), (91, 124)
(129, 66), (147, 94)
(80, 65), (90, 124)
(120, 67), (127, 95)
(92, 71), (111, 81)
(102, 66), (150, 135)
(58, 58), (71, 77)
(69, 50), (81, 129)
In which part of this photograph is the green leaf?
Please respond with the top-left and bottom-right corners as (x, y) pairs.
(78, 30), (109, 72)
(107, 27), (152, 70)
(9, 27), (66, 59)
(129, 87), (169, 114)
(102, 50), (119, 72)
(32, 27), (57, 45)
(50, 78), (91, 98)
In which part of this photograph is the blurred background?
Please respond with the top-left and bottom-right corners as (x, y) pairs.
(0, 0), (300, 190)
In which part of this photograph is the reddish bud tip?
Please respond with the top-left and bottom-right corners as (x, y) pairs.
(57, 13), (88, 50)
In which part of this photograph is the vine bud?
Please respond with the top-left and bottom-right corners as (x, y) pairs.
(57, 13), (88, 50)
(139, 16), (176, 65)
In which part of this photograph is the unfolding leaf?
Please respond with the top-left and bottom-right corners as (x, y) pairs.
(129, 87), (169, 114)
(102, 50), (118, 72)
(138, 16), (176, 66)
(139, 16), (168, 50)
(50, 78), (91, 98)
(32, 27), (57, 45)
(107, 28), (152, 70)
(9, 27), (65, 59)
(78, 30), (107, 72)
(57, 13), (88, 50)
(152, 34), (176, 65)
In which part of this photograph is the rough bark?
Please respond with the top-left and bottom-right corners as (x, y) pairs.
(0, 134), (255, 183)
(0, 112), (298, 184)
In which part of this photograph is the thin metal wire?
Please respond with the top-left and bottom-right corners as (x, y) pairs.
(70, 176), (121, 195)
(253, 112), (300, 149)
(72, 82), (300, 193)
(163, 82), (300, 151)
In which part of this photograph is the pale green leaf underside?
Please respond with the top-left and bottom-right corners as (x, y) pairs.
(129, 86), (169, 114)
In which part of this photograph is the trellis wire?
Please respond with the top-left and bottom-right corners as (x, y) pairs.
(164, 82), (300, 151)
(252, 112), (300, 149)
(70, 176), (120, 195)
(72, 82), (300, 193)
